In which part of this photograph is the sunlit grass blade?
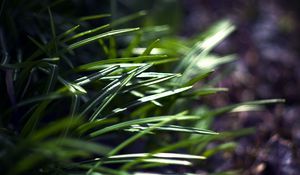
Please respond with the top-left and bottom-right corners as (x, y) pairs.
(104, 86), (192, 118)
(132, 158), (193, 166)
(175, 20), (235, 85)
(81, 65), (151, 120)
(142, 39), (160, 56)
(129, 90), (163, 107)
(108, 117), (175, 156)
(101, 72), (177, 81)
(89, 71), (136, 121)
(74, 65), (119, 86)
(75, 55), (167, 71)
(109, 153), (205, 160)
(123, 74), (180, 93)
(63, 24), (110, 42)
(128, 124), (219, 135)
(68, 28), (140, 50)
(87, 115), (200, 137)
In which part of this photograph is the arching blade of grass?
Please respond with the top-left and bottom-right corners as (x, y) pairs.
(175, 20), (235, 85)
(63, 24), (110, 42)
(108, 117), (175, 157)
(58, 25), (80, 39)
(127, 124), (219, 135)
(68, 28), (140, 50)
(123, 73), (180, 93)
(104, 86), (192, 118)
(109, 153), (205, 160)
(87, 115), (200, 137)
(75, 55), (167, 71)
(142, 39), (160, 56)
(129, 90), (163, 107)
(100, 72), (177, 80)
(79, 13), (111, 21)
(129, 158), (194, 166)
(74, 65), (119, 86)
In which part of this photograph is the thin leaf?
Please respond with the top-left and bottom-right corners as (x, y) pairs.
(104, 86), (192, 118)
(76, 55), (167, 71)
(64, 24), (110, 42)
(68, 28), (140, 50)
(88, 115), (200, 137)
(142, 39), (160, 56)
(79, 14), (111, 21)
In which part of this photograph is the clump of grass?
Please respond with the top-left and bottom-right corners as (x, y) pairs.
(0, 1), (284, 175)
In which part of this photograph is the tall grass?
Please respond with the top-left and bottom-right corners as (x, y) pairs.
(0, 1), (284, 174)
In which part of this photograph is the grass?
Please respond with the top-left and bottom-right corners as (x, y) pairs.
(0, 1), (284, 175)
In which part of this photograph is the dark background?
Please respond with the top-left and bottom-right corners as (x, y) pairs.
(179, 0), (300, 174)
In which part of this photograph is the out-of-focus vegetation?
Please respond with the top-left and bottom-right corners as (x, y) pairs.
(0, 0), (286, 175)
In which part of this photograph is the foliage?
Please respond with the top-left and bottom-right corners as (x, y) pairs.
(0, 1), (284, 175)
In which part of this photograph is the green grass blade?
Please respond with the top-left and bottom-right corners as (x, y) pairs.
(122, 33), (142, 57)
(68, 28), (140, 50)
(75, 65), (119, 86)
(142, 39), (160, 56)
(30, 117), (82, 141)
(48, 7), (57, 54)
(76, 55), (167, 71)
(104, 86), (192, 118)
(88, 115), (200, 137)
(128, 124), (219, 135)
(89, 71), (136, 121)
(58, 25), (80, 39)
(63, 24), (110, 42)
(79, 13), (111, 21)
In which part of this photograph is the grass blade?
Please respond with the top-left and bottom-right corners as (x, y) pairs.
(68, 28), (140, 50)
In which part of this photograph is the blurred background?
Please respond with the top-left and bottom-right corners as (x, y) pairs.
(118, 0), (300, 174)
